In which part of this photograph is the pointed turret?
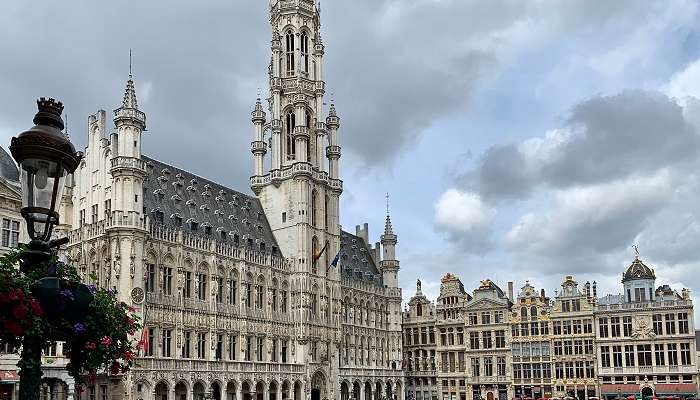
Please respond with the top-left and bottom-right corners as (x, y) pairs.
(381, 200), (399, 288)
(114, 74), (146, 131)
(251, 96), (268, 184)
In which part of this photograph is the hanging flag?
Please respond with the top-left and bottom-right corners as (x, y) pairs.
(313, 241), (328, 261)
(329, 251), (340, 268)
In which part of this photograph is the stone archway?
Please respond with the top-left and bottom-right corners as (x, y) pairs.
(311, 371), (326, 400)
(281, 381), (290, 400)
(175, 382), (188, 400)
(364, 382), (372, 400)
(242, 382), (252, 400)
(40, 378), (69, 400)
(269, 381), (278, 400)
(352, 382), (361, 400)
(212, 382), (223, 400)
(255, 382), (265, 400)
(341, 382), (350, 400)
(293, 382), (302, 400)
(226, 382), (238, 400)
(155, 382), (169, 400)
(375, 382), (382, 400)
(641, 387), (653, 400)
(385, 381), (393, 400)
(193, 382), (206, 400)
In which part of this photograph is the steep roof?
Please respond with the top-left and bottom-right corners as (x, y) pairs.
(339, 230), (383, 286)
(0, 146), (19, 182)
(142, 155), (279, 255)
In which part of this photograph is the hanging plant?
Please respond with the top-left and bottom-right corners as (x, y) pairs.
(0, 248), (141, 388)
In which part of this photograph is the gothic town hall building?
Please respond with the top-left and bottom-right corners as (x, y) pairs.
(57, 2), (404, 400)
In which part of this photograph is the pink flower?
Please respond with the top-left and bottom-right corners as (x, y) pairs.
(85, 342), (96, 350)
(100, 336), (112, 346)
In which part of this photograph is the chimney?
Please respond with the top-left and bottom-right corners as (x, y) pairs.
(592, 281), (597, 298)
(540, 288), (545, 300)
(507, 281), (514, 302)
(585, 281), (591, 299)
(355, 223), (369, 245)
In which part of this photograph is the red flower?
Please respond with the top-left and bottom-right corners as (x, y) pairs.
(128, 306), (136, 313)
(110, 362), (121, 375)
(100, 336), (112, 346)
(11, 304), (27, 319)
(123, 350), (134, 361)
(4, 320), (22, 335)
(85, 342), (96, 350)
(125, 317), (135, 327)
(29, 300), (43, 316)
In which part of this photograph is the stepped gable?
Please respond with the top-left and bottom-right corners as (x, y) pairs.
(340, 229), (382, 286)
(142, 155), (279, 255)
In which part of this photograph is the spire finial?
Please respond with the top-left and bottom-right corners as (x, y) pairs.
(632, 244), (640, 260)
(386, 192), (390, 216)
(129, 48), (132, 76)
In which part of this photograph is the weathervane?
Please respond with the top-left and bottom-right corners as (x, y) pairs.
(632, 244), (640, 258)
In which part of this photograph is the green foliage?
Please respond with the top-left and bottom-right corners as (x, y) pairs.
(0, 249), (141, 387)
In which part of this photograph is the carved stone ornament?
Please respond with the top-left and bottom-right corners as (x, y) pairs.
(631, 315), (655, 339)
(131, 287), (145, 304)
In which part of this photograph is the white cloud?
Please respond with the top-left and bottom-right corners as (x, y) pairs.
(505, 170), (674, 256)
(434, 189), (495, 234)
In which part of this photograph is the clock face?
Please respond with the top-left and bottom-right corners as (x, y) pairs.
(131, 287), (145, 304)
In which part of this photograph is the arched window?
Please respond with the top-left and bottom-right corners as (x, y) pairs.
(520, 307), (528, 320)
(417, 303), (423, 317)
(311, 190), (318, 227)
(286, 111), (296, 159)
(311, 285), (319, 316)
(530, 305), (537, 321)
(311, 236), (319, 274)
(228, 269), (238, 305)
(300, 32), (309, 74)
(285, 30), (295, 76)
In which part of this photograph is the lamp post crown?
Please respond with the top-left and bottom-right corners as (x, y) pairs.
(33, 97), (65, 130)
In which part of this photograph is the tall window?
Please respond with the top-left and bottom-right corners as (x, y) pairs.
(146, 328), (155, 356)
(197, 332), (207, 359)
(324, 195), (329, 229)
(184, 271), (192, 298)
(1, 219), (19, 248)
(162, 329), (172, 357)
(311, 236), (319, 274)
(182, 331), (191, 358)
(196, 273), (207, 301)
(285, 30), (295, 75)
(637, 344), (652, 366)
(145, 263), (156, 293)
(228, 273), (238, 305)
(228, 335), (237, 360)
(255, 280), (264, 309)
(300, 32), (309, 73)
(281, 288), (288, 313)
(256, 337), (264, 362)
(665, 313), (676, 334)
(286, 111), (296, 159)
(678, 312), (689, 334)
(311, 190), (318, 227)
(163, 267), (172, 295)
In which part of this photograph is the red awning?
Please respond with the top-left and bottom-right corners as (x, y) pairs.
(656, 384), (697, 395)
(601, 384), (640, 395)
(0, 370), (18, 382)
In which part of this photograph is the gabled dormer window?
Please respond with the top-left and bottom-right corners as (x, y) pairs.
(204, 225), (212, 235)
(233, 234), (240, 246)
(172, 214), (183, 227)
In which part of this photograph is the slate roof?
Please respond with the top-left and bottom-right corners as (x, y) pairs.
(0, 146), (19, 182)
(339, 230), (383, 286)
(142, 155), (279, 255)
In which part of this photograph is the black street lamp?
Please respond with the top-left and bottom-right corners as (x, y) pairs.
(9, 98), (83, 400)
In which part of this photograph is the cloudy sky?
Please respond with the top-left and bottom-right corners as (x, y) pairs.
(2, 0), (700, 312)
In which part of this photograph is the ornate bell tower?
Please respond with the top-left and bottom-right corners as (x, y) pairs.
(250, 0), (343, 396)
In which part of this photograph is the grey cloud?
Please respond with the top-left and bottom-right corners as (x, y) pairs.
(459, 90), (700, 201)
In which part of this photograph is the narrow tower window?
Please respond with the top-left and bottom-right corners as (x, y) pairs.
(311, 236), (319, 275)
(306, 111), (312, 163)
(324, 195), (329, 229)
(286, 111), (296, 159)
(311, 190), (318, 227)
(301, 32), (309, 74)
(285, 30), (295, 76)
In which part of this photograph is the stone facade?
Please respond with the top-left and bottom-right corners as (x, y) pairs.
(403, 261), (698, 400)
(10, 2), (404, 400)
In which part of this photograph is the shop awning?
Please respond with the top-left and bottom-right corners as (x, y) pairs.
(655, 384), (697, 395)
(601, 384), (640, 395)
(0, 370), (18, 382)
